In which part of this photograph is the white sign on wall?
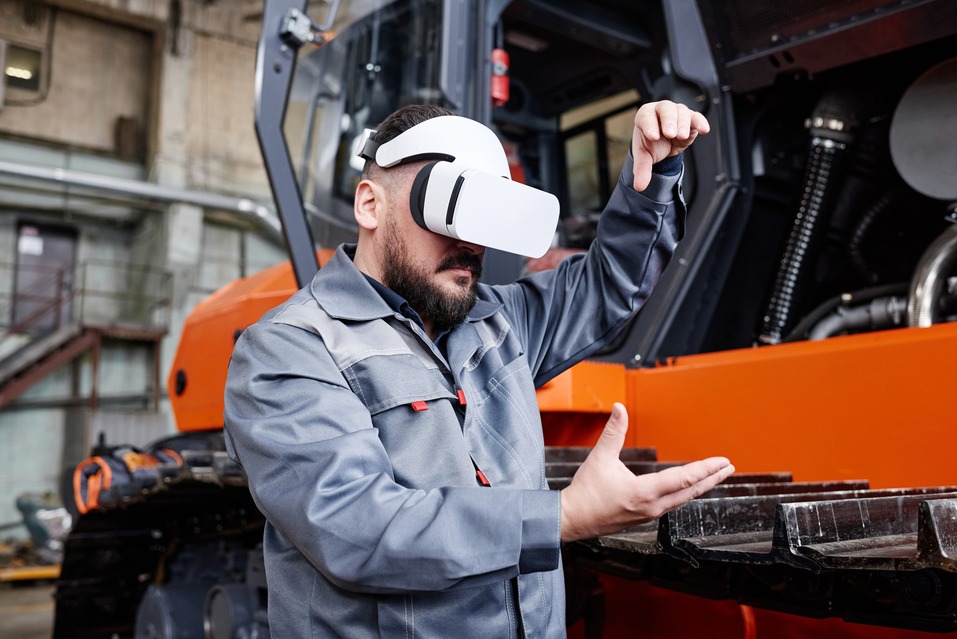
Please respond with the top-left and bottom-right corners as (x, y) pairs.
(18, 234), (44, 256)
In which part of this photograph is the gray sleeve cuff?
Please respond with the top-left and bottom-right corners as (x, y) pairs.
(640, 167), (684, 204)
(620, 148), (684, 203)
(618, 149), (687, 240)
(518, 489), (562, 573)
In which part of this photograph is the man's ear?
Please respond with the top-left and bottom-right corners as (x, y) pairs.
(354, 179), (385, 230)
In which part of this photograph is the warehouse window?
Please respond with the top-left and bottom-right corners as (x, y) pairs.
(559, 90), (640, 248)
(3, 42), (42, 92)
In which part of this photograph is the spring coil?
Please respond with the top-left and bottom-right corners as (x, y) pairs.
(758, 136), (849, 344)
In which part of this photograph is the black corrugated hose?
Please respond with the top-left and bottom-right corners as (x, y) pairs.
(758, 91), (866, 345)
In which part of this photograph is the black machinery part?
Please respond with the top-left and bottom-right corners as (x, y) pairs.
(53, 443), (957, 637)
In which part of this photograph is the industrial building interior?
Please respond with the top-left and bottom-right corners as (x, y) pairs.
(2, 0), (957, 638)
(0, 0), (284, 636)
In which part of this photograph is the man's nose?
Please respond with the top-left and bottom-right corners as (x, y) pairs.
(456, 240), (484, 257)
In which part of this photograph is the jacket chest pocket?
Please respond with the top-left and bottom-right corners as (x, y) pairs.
(344, 353), (476, 489)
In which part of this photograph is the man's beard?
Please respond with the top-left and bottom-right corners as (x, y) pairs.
(382, 222), (482, 332)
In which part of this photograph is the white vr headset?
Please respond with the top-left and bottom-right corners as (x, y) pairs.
(356, 115), (559, 258)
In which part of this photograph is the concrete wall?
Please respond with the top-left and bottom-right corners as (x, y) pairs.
(183, 34), (268, 197)
(0, 5), (152, 155)
(0, 408), (67, 529)
(0, 0), (285, 537)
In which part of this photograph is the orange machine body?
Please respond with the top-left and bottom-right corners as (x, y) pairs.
(169, 250), (333, 431)
(546, 323), (957, 639)
(622, 322), (956, 490)
(169, 258), (955, 639)
(538, 321), (957, 491)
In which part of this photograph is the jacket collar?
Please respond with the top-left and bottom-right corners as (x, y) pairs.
(310, 244), (502, 323)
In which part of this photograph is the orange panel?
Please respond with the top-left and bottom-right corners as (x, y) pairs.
(536, 360), (625, 414)
(169, 250), (333, 431)
(539, 361), (637, 448)
(625, 324), (957, 489)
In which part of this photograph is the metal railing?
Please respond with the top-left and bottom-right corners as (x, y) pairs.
(0, 259), (172, 348)
(0, 263), (72, 335)
(73, 259), (172, 330)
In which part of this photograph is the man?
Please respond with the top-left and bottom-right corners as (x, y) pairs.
(224, 100), (732, 638)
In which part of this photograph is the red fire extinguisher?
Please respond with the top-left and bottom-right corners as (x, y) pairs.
(491, 48), (510, 107)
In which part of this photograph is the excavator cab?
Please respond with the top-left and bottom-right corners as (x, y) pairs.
(262, 0), (705, 288)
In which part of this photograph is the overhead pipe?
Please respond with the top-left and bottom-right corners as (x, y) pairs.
(0, 159), (284, 245)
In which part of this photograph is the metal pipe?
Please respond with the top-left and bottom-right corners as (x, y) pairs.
(907, 217), (957, 327)
(0, 392), (167, 412)
(0, 159), (283, 245)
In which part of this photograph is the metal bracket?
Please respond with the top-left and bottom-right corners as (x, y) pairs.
(281, 8), (318, 48)
(280, 0), (341, 49)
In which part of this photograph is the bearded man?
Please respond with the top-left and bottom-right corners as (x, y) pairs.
(223, 102), (731, 638)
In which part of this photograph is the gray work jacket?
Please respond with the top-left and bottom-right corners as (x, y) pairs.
(223, 154), (684, 638)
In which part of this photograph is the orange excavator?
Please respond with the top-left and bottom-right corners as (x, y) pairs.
(54, 0), (957, 637)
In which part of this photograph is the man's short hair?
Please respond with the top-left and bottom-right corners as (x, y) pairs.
(361, 104), (455, 180)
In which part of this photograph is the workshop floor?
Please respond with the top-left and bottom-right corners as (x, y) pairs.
(0, 581), (56, 639)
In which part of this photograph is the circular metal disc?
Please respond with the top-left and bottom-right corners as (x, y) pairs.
(889, 57), (957, 201)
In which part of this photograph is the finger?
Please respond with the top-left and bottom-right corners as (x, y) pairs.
(631, 106), (657, 191)
(655, 101), (679, 138)
(632, 148), (653, 192)
(652, 463), (736, 515)
(675, 105), (692, 139)
(644, 464), (734, 516)
(690, 110), (711, 136)
(634, 105), (661, 142)
(647, 457), (733, 496)
(671, 130), (698, 156)
(593, 402), (629, 459)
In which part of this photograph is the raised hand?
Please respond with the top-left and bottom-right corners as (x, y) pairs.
(631, 100), (711, 192)
(559, 402), (733, 542)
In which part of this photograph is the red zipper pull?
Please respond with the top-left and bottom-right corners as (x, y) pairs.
(475, 468), (491, 487)
(470, 456), (491, 486)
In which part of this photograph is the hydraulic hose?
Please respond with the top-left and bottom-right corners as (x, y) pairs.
(847, 190), (903, 285)
(782, 282), (907, 342)
(758, 93), (862, 345)
(808, 296), (908, 340)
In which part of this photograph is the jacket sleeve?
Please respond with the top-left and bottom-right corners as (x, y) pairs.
(223, 319), (560, 595)
(487, 151), (686, 387)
